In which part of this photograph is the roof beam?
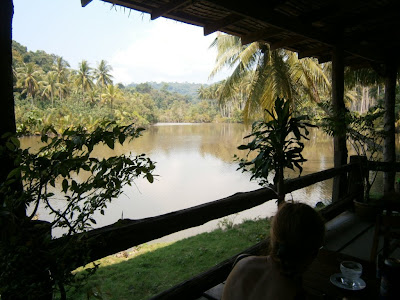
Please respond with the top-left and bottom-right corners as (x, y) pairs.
(211, 1), (389, 63)
(101, 0), (154, 13)
(240, 27), (282, 45)
(151, 0), (192, 20)
(204, 13), (244, 35)
(81, 0), (93, 7)
(298, 46), (332, 59)
(270, 35), (306, 50)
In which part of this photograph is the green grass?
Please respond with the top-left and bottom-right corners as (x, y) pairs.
(66, 217), (271, 300)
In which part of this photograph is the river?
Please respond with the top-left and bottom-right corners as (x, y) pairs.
(20, 123), (385, 242)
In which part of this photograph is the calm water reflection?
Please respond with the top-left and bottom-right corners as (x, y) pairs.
(20, 123), (385, 241)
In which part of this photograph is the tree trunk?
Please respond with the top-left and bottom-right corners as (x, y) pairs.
(0, 3), (53, 299)
(383, 62), (397, 194)
(276, 167), (285, 206)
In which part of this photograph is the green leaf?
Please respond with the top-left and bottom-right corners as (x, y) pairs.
(146, 173), (154, 183)
(62, 179), (68, 193)
(118, 134), (126, 144)
(7, 168), (20, 179)
(105, 137), (115, 149)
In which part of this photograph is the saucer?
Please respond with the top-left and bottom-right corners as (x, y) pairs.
(330, 273), (366, 290)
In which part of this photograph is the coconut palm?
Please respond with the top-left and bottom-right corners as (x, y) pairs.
(102, 84), (122, 110)
(94, 60), (113, 103)
(17, 62), (41, 105)
(40, 71), (58, 106)
(209, 34), (331, 122)
(53, 57), (70, 101)
(94, 60), (113, 89)
(74, 60), (94, 101)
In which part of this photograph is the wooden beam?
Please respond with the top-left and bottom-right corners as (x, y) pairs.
(52, 187), (278, 268)
(383, 61), (398, 193)
(81, 0), (93, 7)
(270, 35), (306, 51)
(151, 0), (191, 20)
(240, 27), (281, 45)
(0, 0), (17, 187)
(298, 46), (331, 59)
(51, 163), (355, 270)
(101, 0), (154, 14)
(204, 13), (244, 35)
(331, 43), (348, 202)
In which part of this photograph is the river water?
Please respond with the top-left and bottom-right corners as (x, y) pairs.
(20, 123), (385, 242)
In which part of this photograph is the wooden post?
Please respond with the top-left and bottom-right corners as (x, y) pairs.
(0, 0), (17, 184)
(348, 155), (367, 203)
(383, 62), (397, 194)
(331, 44), (348, 202)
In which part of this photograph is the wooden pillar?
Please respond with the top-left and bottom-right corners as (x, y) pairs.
(331, 44), (348, 202)
(383, 62), (398, 194)
(0, 0), (17, 183)
(348, 155), (367, 203)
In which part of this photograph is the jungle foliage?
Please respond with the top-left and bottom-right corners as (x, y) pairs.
(12, 41), (226, 135)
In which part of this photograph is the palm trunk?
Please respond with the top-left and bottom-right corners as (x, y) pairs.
(276, 165), (285, 206)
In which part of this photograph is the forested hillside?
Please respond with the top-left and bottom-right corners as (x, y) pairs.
(11, 41), (231, 134)
(127, 82), (204, 101)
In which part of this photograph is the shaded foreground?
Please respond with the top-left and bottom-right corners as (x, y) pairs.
(67, 218), (271, 300)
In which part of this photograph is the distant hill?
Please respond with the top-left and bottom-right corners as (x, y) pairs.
(127, 82), (208, 99)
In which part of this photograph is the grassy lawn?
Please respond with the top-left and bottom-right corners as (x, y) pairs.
(66, 217), (271, 300)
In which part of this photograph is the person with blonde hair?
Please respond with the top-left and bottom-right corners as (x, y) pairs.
(222, 202), (325, 300)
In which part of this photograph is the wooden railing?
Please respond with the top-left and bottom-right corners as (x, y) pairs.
(49, 158), (400, 299)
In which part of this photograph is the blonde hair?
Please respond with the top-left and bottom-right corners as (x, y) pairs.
(270, 202), (325, 274)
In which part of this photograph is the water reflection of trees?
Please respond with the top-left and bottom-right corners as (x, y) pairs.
(20, 125), (336, 167)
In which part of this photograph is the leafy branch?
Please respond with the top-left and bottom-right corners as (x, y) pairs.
(0, 120), (156, 299)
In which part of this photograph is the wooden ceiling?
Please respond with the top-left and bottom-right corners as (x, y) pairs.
(85, 0), (400, 67)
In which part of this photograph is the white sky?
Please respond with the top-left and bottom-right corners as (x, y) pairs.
(12, 0), (229, 84)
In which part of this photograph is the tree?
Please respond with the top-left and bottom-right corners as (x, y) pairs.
(209, 34), (330, 122)
(52, 57), (70, 101)
(40, 71), (58, 106)
(102, 84), (122, 110)
(74, 60), (93, 101)
(94, 60), (113, 102)
(16, 62), (41, 105)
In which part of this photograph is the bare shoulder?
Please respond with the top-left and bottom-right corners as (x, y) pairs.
(227, 255), (269, 282)
(222, 256), (270, 300)
(234, 255), (268, 271)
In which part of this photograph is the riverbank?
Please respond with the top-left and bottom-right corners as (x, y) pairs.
(66, 217), (271, 300)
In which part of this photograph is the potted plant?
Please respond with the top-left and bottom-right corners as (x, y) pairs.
(235, 97), (316, 206)
(320, 103), (385, 221)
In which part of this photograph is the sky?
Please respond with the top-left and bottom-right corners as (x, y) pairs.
(12, 0), (229, 85)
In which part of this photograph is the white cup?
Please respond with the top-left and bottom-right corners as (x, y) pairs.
(340, 261), (362, 281)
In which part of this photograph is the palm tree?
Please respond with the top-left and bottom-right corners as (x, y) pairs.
(40, 71), (58, 106)
(94, 60), (113, 102)
(74, 60), (93, 101)
(17, 62), (41, 105)
(209, 34), (331, 122)
(102, 84), (121, 110)
(53, 57), (70, 102)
